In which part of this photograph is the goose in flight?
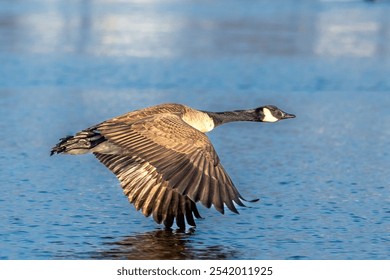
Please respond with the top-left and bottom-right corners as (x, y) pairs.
(51, 103), (295, 229)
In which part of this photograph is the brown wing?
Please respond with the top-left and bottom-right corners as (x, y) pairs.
(96, 114), (247, 227)
(94, 153), (201, 229)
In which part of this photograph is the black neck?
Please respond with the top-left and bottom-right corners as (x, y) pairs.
(204, 109), (261, 127)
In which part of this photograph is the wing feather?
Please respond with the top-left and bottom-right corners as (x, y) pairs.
(94, 152), (201, 229)
(93, 113), (250, 228)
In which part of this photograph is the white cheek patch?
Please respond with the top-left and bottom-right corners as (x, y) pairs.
(263, 108), (279, 122)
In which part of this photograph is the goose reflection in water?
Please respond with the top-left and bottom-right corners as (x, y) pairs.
(92, 229), (239, 260)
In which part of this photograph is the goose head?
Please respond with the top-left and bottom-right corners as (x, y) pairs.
(256, 105), (296, 123)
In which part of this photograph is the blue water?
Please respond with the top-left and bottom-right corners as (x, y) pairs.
(0, 0), (389, 260)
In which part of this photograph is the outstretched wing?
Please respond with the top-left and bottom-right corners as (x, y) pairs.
(95, 114), (249, 228)
(94, 153), (201, 229)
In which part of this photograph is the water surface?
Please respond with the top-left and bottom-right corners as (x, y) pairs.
(0, 0), (389, 260)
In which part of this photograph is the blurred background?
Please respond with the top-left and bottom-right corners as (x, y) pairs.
(0, 0), (389, 260)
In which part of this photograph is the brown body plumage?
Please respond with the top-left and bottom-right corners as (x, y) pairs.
(51, 103), (295, 229)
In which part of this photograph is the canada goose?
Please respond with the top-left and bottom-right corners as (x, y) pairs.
(51, 103), (295, 229)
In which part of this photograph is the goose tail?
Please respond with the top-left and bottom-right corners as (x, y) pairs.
(50, 127), (105, 156)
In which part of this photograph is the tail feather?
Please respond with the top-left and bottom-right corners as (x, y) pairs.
(50, 128), (105, 156)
